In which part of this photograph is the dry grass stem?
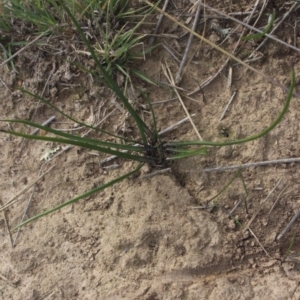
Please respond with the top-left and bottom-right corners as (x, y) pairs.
(162, 63), (203, 140)
(0, 165), (55, 212)
(148, 0), (169, 46)
(250, 2), (299, 57)
(0, 200), (13, 247)
(0, 75), (11, 93)
(152, 97), (178, 104)
(247, 0), (267, 29)
(248, 227), (272, 259)
(227, 67), (232, 89)
(102, 164), (120, 170)
(175, 0), (202, 84)
(201, 2), (300, 55)
(219, 91), (237, 121)
(13, 183), (37, 247)
(30, 116), (56, 135)
(243, 177), (282, 232)
(229, 198), (243, 216)
(141, 168), (171, 179)
(159, 113), (196, 135)
(267, 185), (290, 218)
(188, 58), (230, 95)
(163, 43), (181, 64)
(144, 0), (300, 97)
(204, 157), (300, 173)
(0, 29), (52, 68)
(277, 208), (300, 241)
(187, 0), (268, 95)
(161, 82), (185, 91)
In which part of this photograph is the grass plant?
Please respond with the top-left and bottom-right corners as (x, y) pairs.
(0, 0), (296, 230)
(0, 0), (154, 79)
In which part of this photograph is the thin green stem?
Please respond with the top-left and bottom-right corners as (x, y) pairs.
(168, 69), (295, 148)
(0, 129), (152, 162)
(58, 0), (151, 144)
(13, 163), (144, 230)
(207, 168), (242, 204)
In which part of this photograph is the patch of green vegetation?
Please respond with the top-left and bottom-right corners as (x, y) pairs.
(0, 1), (296, 230)
(0, 0), (155, 80)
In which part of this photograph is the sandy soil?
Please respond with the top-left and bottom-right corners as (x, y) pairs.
(1, 1), (300, 299)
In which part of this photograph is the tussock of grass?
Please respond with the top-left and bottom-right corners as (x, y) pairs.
(0, 0), (154, 79)
(0, 0), (296, 230)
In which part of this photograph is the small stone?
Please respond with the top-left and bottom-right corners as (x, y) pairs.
(209, 33), (220, 44)
(48, 241), (55, 247)
(265, 231), (277, 245)
(262, 218), (268, 226)
(228, 219), (236, 230)
(50, 86), (58, 97)
(219, 146), (233, 159)
(74, 101), (82, 111)
(243, 230), (250, 239)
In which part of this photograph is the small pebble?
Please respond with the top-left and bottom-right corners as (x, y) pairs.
(219, 146), (233, 159)
(228, 219), (236, 230)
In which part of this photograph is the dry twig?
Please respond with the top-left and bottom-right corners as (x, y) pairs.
(175, 0), (202, 84)
(200, 2), (300, 54)
(204, 157), (300, 173)
(141, 168), (171, 179)
(277, 208), (300, 241)
(248, 227), (272, 259)
(187, 0), (263, 95)
(267, 184), (291, 218)
(30, 116), (56, 135)
(243, 178), (282, 232)
(0, 29), (52, 68)
(0, 200), (13, 247)
(219, 91), (237, 121)
(250, 2), (299, 57)
(148, 0), (169, 46)
(162, 63), (203, 140)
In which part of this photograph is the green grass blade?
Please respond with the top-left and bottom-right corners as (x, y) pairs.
(167, 148), (208, 160)
(57, 0), (151, 144)
(168, 148), (207, 153)
(131, 69), (158, 85)
(242, 12), (275, 41)
(207, 168), (243, 204)
(5, 0), (57, 31)
(0, 129), (152, 162)
(2, 119), (147, 152)
(20, 88), (137, 144)
(168, 69), (295, 148)
(13, 163), (144, 230)
(285, 235), (296, 257)
(140, 91), (159, 142)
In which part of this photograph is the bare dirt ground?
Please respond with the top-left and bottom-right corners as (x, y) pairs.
(1, 1), (300, 299)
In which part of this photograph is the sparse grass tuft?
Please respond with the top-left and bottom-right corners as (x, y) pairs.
(0, 0), (154, 80)
(0, 0), (296, 230)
